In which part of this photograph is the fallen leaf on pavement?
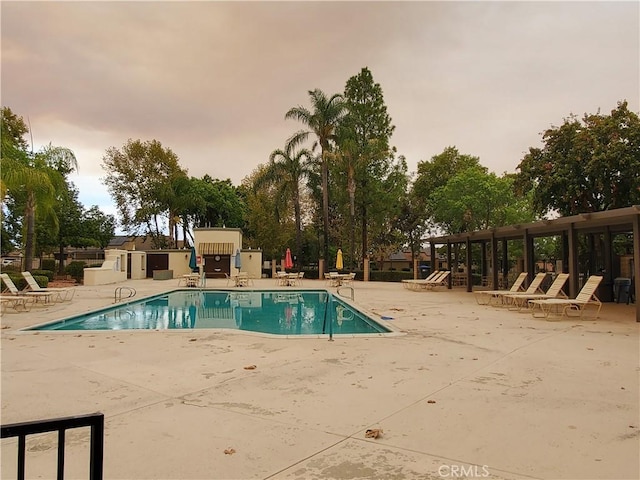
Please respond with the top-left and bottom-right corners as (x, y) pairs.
(244, 365), (257, 370)
(365, 429), (383, 439)
(224, 448), (236, 455)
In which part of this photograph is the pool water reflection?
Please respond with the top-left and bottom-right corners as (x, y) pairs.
(31, 290), (390, 335)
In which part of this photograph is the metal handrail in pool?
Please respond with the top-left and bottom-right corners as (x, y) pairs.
(114, 287), (136, 303)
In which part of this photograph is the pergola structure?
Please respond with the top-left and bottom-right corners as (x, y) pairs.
(425, 205), (640, 322)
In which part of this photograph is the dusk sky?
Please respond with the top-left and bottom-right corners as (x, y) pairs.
(2, 1), (638, 223)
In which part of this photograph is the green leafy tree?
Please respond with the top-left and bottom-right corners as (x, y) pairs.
(81, 205), (115, 249)
(1, 108), (77, 270)
(338, 67), (396, 269)
(412, 147), (484, 226)
(430, 166), (534, 234)
(394, 183), (429, 276)
(256, 140), (313, 268)
(286, 89), (346, 270)
(241, 166), (293, 262)
(102, 139), (187, 248)
(515, 100), (640, 216)
(186, 175), (246, 230)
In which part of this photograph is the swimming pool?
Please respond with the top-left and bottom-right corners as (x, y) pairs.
(29, 290), (391, 336)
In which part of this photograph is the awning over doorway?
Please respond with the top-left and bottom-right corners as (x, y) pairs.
(198, 242), (235, 255)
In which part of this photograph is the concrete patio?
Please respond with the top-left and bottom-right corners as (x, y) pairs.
(1, 278), (638, 479)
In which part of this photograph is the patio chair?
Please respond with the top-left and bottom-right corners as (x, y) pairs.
(325, 272), (339, 287)
(529, 275), (603, 319)
(488, 272), (548, 308)
(1, 273), (53, 304)
(341, 272), (356, 286)
(21, 271), (75, 302)
(502, 273), (569, 311)
(474, 272), (528, 305)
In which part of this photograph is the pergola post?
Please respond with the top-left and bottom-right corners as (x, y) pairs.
(466, 237), (473, 292)
(491, 234), (498, 289)
(568, 224), (579, 298)
(446, 242), (452, 289)
(523, 229), (535, 285)
(633, 214), (640, 322)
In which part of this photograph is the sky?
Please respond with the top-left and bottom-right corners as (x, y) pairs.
(2, 1), (639, 226)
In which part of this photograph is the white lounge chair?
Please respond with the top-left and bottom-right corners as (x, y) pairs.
(529, 275), (603, 319)
(0, 294), (34, 313)
(1, 273), (53, 304)
(405, 270), (451, 291)
(402, 270), (440, 289)
(503, 273), (569, 311)
(474, 272), (528, 305)
(22, 271), (75, 302)
(489, 272), (548, 308)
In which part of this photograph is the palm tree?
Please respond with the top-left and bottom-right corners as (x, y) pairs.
(2, 144), (77, 272)
(257, 140), (313, 268)
(285, 89), (346, 272)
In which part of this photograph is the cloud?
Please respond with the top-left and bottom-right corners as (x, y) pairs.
(2, 0), (638, 195)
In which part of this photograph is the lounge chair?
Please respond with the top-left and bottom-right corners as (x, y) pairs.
(0, 273), (53, 304)
(406, 270), (451, 291)
(529, 275), (603, 319)
(502, 273), (569, 311)
(0, 294), (34, 313)
(402, 270), (440, 289)
(489, 272), (548, 308)
(21, 271), (75, 302)
(474, 272), (528, 305)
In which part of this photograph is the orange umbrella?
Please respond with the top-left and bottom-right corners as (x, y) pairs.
(284, 248), (294, 270)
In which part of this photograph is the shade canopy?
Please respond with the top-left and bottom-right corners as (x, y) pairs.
(336, 249), (343, 270)
(234, 249), (242, 269)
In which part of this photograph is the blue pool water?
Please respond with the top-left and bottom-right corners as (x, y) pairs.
(30, 290), (390, 335)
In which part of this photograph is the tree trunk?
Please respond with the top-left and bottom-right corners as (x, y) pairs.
(24, 192), (36, 272)
(294, 185), (302, 270)
(348, 164), (356, 271)
(58, 244), (66, 275)
(321, 150), (330, 273)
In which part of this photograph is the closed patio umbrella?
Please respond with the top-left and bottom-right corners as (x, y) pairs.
(234, 249), (241, 270)
(284, 248), (294, 270)
(189, 247), (197, 272)
(336, 249), (343, 271)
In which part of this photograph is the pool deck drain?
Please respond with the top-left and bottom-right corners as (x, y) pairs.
(1, 278), (638, 479)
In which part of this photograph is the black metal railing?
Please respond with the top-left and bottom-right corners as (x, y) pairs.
(1, 412), (104, 480)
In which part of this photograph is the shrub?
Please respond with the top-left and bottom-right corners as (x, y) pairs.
(31, 274), (49, 288)
(1, 273), (26, 291)
(369, 270), (412, 282)
(65, 261), (87, 283)
(32, 269), (54, 281)
(41, 259), (56, 272)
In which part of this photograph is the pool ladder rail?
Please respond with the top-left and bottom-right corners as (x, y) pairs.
(336, 285), (354, 301)
(114, 286), (136, 303)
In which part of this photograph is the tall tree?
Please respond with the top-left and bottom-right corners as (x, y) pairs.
(1, 109), (77, 271)
(102, 139), (187, 248)
(286, 89), (346, 271)
(257, 140), (313, 268)
(515, 100), (640, 216)
(340, 67), (396, 268)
